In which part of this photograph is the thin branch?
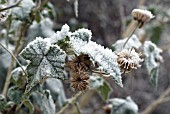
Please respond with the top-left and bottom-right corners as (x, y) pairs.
(57, 92), (82, 114)
(0, 43), (26, 75)
(0, 0), (22, 12)
(74, 102), (81, 114)
(123, 21), (139, 48)
(141, 86), (170, 114)
(2, 23), (28, 96)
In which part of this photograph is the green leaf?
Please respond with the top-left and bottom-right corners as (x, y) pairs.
(7, 86), (23, 105)
(12, 0), (35, 20)
(20, 37), (66, 93)
(150, 67), (159, 89)
(143, 41), (163, 89)
(97, 82), (112, 101)
(90, 76), (112, 101)
(0, 95), (7, 111)
(110, 97), (138, 114)
(11, 67), (27, 88)
(23, 100), (34, 114)
(0, 0), (6, 4)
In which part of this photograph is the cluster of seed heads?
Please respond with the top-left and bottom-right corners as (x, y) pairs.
(66, 54), (92, 91)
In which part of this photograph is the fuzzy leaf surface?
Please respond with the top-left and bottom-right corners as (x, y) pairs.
(20, 37), (66, 93)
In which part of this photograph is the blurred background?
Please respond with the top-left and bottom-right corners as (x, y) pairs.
(0, 0), (170, 114)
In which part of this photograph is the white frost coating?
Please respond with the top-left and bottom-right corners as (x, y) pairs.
(71, 28), (92, 42)
(113, 35), (141, 52)
(143, 41), (163, 71)
(70, 39), (122, 87)
(49, 24), (70, 44)
(109, 96), (138, 114)
(132, 9), (154, 22)
(21, 37), (51, 56)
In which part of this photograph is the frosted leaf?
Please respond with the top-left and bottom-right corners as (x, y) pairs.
(71, 28), (92, 42)
(20, 37), (66, 92)
(90, 76), (112, 101)
(112, 35), (141, 52)
(41, 90), (56, 114)
(45, 78), (67, 107)
(143, 41), (163, 89)
(71, 40), (122, 87)
(50, 24), (70, 44)
(109, 96), (138, 114)
(12, 0), (35, 19)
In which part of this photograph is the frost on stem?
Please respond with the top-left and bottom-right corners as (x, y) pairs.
(112, 35), (141, 52)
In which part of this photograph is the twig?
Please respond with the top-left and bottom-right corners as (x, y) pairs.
(74, 102), (81, 114)
(0, 0), (22, 12)
(33, 0), (49, 12)
(123, 21), (139, 48)
(141, 86), (170, 114)
(0, 43), (26, 75)
(57, 92), (82, 114)
(2, 23), (28, 96)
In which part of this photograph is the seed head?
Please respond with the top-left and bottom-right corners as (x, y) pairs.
(131, 9), (154, 28)
(117, 48), (143, 73)
(66, 54), (92, 72)
(71, 71), (89, 91)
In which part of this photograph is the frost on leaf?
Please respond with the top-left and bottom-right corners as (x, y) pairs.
(71, 40), (122, 87)
(50, 24), (70, 44)
(109, 96), (138, 114)
(143, 41), (163, 89)
(20, 37), (66, 93)
(112, 35), (141, 51)
(32, 90), (56, 114)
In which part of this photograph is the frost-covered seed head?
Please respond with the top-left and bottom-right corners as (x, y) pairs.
(117, 48), (143, 73)
(131, 9), (154, 27)
(71, 71), (89, 91)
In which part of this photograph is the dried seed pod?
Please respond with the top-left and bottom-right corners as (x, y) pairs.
(71, 71), (89, 91)
(117, 48), (143, 73)
(66, 54), (92, 72)
(131, 9), (154, 28)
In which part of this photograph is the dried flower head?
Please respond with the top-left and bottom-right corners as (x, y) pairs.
(131, 9), (154, 28)
(117, 48), (143, 73)
(71, 71), (89, 91)
(66, 54), (92, 72)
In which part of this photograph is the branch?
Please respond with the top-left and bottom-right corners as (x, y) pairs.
(57, 92), (82, 114)
(2, 23), (28, 96)
(74, 102), (81, 114)
(0, 0), (22, 12)
(141, 86), (170, 114)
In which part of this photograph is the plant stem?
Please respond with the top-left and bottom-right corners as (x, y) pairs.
(123, 21), (139, 48)
(0, 43), (26, 75)
(57, 92), (82, 114)
(74, 102), (81, 114)
(2, 23), (28, 96)
(0, 0), (22, 12)
(141, 86), (170, 114)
